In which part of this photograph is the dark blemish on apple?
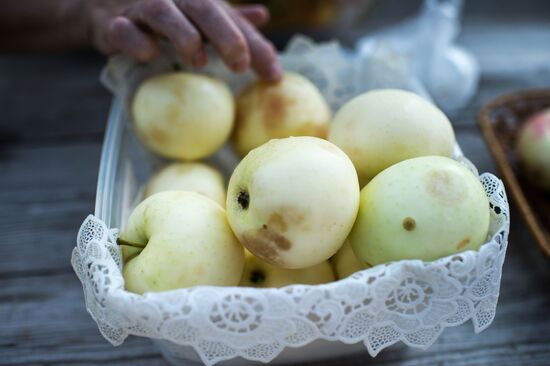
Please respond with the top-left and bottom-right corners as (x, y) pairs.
(237, 190), (250, 210)
(259, 226), (291, 250)
(241, 232), (282, 265)
(241, 227), (292, 266)
(250, 270), (266, 284)
(455, 237), (471, 250)
(402, 217), (416, 231)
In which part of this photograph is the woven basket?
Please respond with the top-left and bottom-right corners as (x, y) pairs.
(478, 89), (550, 257)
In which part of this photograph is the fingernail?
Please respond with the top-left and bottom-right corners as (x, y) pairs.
(265, 62), (283, 82)
(231, 54), (250, 72)
(192, 49), (207, 68)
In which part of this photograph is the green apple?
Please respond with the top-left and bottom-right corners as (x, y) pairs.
(226, 136), (360, 269)
(233, 72), (331, 156)
(350, 156), (490, 265)
(132, 72), (234, 160)
(118, 191), (244, 294)
(144, 162), (226, 206)
(240, 250), (335, 287)
(516, 108), (550, 191)
(329, 89), (455, 186)
(330, 240), (367, 279)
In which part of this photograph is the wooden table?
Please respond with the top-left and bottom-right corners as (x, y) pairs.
(2, 3), (550, 365)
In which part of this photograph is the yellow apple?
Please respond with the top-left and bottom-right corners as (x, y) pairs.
(144, 162), (226, 206)
(330, 240), (367, 279)
(516, 108), (550, 190)
(329, 89), (455, 186)
(118, 191), (244, 294)
(226, 136), (360, 269)
(132, 72), (234, 160)
(350, 156), (490, 265)
(240, 250), (335, 288)
(233, 72), (331, 156)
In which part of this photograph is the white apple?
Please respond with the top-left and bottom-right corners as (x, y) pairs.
(350, 156), (490, 265)
(516, 108), (550, 190)
(330, 240), (367, 279)
(144, 162), (226, 206)
(226, 136), (360, 269)
(132, 72), (234, 160)
(233, 72), (331, 156)
(118, 191), (244, 294)
(329, 89), (455, 186)
(240, 250), (335, 288)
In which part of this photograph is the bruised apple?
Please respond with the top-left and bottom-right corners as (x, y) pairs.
(350, 156), (490, 265)
(226, 136), (360, 269)
(233, 72), (331, 156)
(240, 250), (335, 288)
(132, 72), (234, 160)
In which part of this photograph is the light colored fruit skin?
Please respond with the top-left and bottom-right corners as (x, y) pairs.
(144, 162), (226, 206)
(516, 110), (550, 191)
(132, 72), (235, 160)
(227, 136), (360, 269)
(349, 156), (490, 265)
(330, 240), (367, 279)
(119, 191), (244, 294)
(329, 89), (455, 186)
(233, 72), (331, 156)
(240, 250), (335, 288)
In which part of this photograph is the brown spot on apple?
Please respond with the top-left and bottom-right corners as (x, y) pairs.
(455, 237), (471, 250)
(426, 170), (466, 206)
(146, 125), (168, 146)
(260, 87), (293, 130)
(402, 217), (416, 231)
(293, 122), (329, 139)
(240, 226), (292, 266)
(268, 212), (288, 232)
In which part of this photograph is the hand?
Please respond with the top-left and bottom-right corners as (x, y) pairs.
(87, 0), (282, 81)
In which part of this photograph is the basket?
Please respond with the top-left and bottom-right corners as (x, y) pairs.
(478, 89), (550, 257)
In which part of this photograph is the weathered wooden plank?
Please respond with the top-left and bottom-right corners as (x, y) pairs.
(0, 142), (100, 276)
(0, 51), (110, 144)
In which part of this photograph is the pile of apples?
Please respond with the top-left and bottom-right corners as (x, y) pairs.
(119, 71), (490, 294)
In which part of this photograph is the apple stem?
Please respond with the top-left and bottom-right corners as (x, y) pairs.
(116, 238), (145, 249)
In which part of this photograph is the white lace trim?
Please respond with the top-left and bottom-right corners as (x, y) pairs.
(72, 173), (508, 366)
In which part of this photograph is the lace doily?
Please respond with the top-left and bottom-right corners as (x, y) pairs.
(73, 36), (510, 365)
(72, 172), (508, 365)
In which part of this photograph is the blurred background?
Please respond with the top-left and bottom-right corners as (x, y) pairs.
(1, 0), (550, 365)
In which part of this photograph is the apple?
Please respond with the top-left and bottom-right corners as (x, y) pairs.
(516, 108), (550, 190)
(350, 156), (490, 265)
(330, 240), (367, 279)
(132, 72), (234, 160)
(233, 72), (331, 156)
(118, 191), (244, 294)
(328, 89), (455, 186)
(240, 250), (335, 288)
(226, 136), (360, 269)
(144, 162), (226, 206)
